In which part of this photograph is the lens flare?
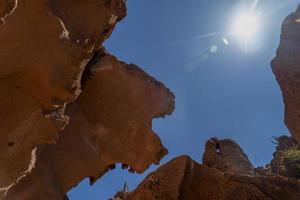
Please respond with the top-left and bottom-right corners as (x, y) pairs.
(230, 11), (260, 42)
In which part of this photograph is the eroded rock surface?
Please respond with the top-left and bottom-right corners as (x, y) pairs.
(3, 52), (175, 200)
(120, 4), (300, 199)
(203, 138), (255, 175)
(120, 140), (300, 200)
(0, 0), (126, 191)
(272, 5), (300, 143)
(0, 0), (175, 198)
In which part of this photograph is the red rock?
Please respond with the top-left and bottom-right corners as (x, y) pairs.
(272, 5), (300, 142)
(0, 0), (175, 198)
(3, 52), (175, 199)
(0, 0), (135, 195)
(122, 155), (300, 200)
(112, 138), (300, 200)
(203, 138), (255, 175)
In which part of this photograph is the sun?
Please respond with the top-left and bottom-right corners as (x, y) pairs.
(230, 11), (260, 43)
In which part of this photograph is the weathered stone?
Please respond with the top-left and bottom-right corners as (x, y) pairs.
(0, 0), (127, 191)
(115, 138), (300, 200)
(3, 52), (175, 199)
(123, 156), (300, 200)
(272, 5), (300, 142)
(203, 138), (255, 175)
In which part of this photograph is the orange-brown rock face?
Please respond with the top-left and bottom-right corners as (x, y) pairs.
(48, 0), (126, 51)
(0, 0), (174, 198)
(3, 52), (175, 200)
(272, 5), (300, 142)
(203, 138), (255, 175)
(123, 156), (300, 200)
(118, 138), (300, 200)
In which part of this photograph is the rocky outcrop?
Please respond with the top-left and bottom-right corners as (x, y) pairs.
(203, 138), (255, 175)
(3, 52), (175, 200)
(123, 156), (300, 200)
(120, 140), (300, 200)
(120, 4), (300, 198)
(0, 0), (126, 190)
(112, 182), (130, 200)
(0, 0), (175, 198)
(3, 0), (300, 199)
(272, 5), (300, 143)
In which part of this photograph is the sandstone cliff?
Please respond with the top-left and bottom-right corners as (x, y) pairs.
(2, 1), (300, 199)
(0, 0), (175, 198)
(272, 5), (300, 143)
(203, 138), (255, 175)
(115, 139), (300, 200)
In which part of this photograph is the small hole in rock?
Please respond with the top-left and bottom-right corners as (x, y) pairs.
(8, 142), (14, 147)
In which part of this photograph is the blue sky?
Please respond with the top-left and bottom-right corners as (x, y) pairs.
(69, 1), (299, 199)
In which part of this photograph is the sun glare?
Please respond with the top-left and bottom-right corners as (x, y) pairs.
(231, 11), (260, 43)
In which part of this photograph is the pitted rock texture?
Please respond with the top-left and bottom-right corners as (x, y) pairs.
(122, 156), (300, 200)
(3, 52), (175, 200)
(0, 0), (126, 190)
(202, 138), (255, 175)
(272, 5), (300, 143)
(0, 0), (175, 198)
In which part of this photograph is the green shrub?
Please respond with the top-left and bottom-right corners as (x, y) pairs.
(280, 146), (300, 178)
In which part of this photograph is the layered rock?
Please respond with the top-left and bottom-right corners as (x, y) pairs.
(272, 5), (300, 142)
(120, 140), (300, 200)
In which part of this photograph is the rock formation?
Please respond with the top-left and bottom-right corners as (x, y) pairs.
(111, 182), (130, 200)
(2, 0), (300, 199)
(272, 5), (300, 142)
(0, 0), (175, 198)
(120, 139), (300, 200)
(3, 52), (175, 200)
(203, 138), (255, 175)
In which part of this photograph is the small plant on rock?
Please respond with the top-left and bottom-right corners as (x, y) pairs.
(280, 145), (300, 178)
